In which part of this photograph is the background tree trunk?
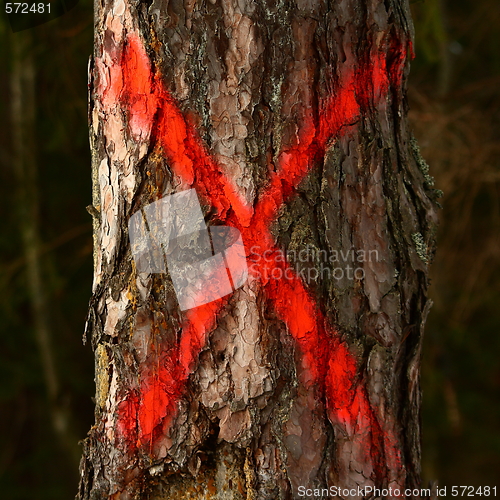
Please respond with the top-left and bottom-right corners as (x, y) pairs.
(10, 28), (81, 470)
(78, 0), (439, 498)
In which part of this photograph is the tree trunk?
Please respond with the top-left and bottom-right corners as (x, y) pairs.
(78, 0), (439, 498)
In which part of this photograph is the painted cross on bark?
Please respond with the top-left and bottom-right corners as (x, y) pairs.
(97, 32), (406, 487)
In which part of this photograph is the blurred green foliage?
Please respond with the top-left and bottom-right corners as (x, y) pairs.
(411, 0), (500, 489)
(0, 0), (498, 497)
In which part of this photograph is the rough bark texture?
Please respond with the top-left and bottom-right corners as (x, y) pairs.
(78, 0), (439, 498)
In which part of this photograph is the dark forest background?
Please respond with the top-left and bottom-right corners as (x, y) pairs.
(0, 0), (499, 497)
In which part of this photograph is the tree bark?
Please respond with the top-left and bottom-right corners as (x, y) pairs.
(78, 0), (439, 498)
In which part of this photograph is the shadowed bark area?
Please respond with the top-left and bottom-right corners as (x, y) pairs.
(77, 0), (439, 498)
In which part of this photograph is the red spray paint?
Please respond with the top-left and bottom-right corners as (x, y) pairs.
(103, 33), (406, 484)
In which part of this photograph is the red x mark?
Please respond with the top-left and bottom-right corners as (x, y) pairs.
(101, 33), (406, 480)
